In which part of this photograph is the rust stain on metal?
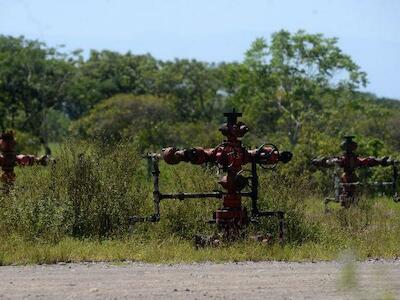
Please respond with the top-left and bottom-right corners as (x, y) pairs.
(131, 109), (293, 241)
(312, 136), (399, 209)
(0, 131), (53, 191)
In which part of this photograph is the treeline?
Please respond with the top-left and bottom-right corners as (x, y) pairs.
(0, 30), (399, 157)
(1, 30), (400, 245)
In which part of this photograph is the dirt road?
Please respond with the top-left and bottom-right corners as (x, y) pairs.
(0, 260), (399, 299)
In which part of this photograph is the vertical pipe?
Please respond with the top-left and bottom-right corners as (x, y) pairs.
(250, 161), (259, 217)
(152, 156), (161, 219)
(0, 133), (16, 191)
(393, 164), (398, 202)
(334, 167), (340, 202)
(278, 211), (285, 244)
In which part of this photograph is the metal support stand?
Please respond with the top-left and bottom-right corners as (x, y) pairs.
(324, 162), (399, 210)
(393, 164), (399, 202)
(248, 161), (285, 243)
(130, 156), (286, 242)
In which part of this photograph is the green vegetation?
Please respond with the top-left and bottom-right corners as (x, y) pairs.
(0, 141), (399, 264)
(0, 30), (399, 264)
(1, 31), (399, 153)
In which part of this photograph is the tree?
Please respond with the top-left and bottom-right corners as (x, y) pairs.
(70, 94), (172, 143)
(64, 50), (160, 119)
(0, 35), (75, 149)
(229, 30), (368, 145)
(156, 59), (226, 122)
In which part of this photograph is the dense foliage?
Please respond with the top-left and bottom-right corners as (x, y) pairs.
(1, 141), (400, 265)
(0, 31), (399, 257)
(0, 31), (399, 155)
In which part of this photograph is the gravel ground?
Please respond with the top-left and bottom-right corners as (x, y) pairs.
(0, 260), (399, 299)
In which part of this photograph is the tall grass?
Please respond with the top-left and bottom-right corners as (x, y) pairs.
(0, 140), (399, 264)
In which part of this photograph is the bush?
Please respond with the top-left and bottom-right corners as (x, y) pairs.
(0, 140), (143, 240)
(70, 94), (172, 143)
(0, 140), (319, 243)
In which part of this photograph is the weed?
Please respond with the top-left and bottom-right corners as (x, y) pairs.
(0, 141), (399, 264)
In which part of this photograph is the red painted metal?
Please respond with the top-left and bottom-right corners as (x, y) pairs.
(312, 136), (395, 207)
(161, 109), (292, 232)
(0, 131), (51, 190)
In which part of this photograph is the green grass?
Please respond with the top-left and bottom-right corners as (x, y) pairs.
(0, 227), (399, 266)
(0, 140), (399, 265)
(1, 196), (399, 265)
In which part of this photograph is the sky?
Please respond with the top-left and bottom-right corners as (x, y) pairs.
(0, 0), (399, 99)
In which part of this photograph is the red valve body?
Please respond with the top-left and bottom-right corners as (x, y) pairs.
(162, 112), (285, 229)
(0, 131), (50, 188)
(312, 137), (392, 206)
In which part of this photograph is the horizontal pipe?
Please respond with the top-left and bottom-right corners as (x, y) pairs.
(159, 191), (254, 200)
(160, 192), (223, 200)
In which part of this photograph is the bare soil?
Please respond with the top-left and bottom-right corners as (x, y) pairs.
(0, 260), (399, 299)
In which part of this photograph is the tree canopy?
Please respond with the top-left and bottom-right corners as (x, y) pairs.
(0, 31), (399, 158)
